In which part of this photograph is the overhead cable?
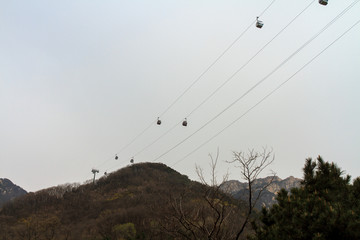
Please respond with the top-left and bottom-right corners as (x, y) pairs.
(158, 0), (278, 118)
(130, 0), (312, 160)
(151, 0), (359, 162)
(98, 1), (278, 168)
(173, 17), (360, 166)
(185, 0), (315, 118)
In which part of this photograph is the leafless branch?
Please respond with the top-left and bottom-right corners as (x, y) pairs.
(228, 147), (275, 240)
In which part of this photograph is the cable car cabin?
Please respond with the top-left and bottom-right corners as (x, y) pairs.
(256, 17), (264, 29)
(256, 21), (263, 28)
(157, 117), (162, 125)
(130, 158), (134, 164)
(115, 155), (118, 160)
(182, 118), (188, 127)
(319, 0), (328, 5)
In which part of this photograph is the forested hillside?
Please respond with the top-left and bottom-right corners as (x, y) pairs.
(0, 163), (251, 240)
(1, 157), (359, 240)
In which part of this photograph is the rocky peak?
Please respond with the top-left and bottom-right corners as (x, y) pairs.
(221, 176), (301, 208)
(0, 178), (27, 208)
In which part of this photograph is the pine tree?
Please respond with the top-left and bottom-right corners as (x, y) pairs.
(252, 156), (360, 240)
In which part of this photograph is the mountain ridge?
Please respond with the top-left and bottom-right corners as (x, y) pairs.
(221, 176), (301, 208)
(0, 163), (303, 239)
(0, 163), (252, 239)
(0, 178), (27, 208)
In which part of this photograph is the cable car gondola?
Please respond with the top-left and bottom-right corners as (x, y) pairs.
(130, 158), (134, 164)
(157, 117), (162, 125)
(256, 17), (264, 29)
(319, 0), (328, 5)
(182, 118), (188, 127)
(115, 154), (118, 160)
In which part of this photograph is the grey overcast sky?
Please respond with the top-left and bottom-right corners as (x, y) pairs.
(1, 0), (360, 192)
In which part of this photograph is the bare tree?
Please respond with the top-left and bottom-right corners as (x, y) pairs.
(196, 148), (228, 187)
(160, 148), (275, 240)
(192, 149), (237, 239)
(227, 148), (275, 240)
(160, 149), (241, 240)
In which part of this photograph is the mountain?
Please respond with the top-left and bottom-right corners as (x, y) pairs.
(0, 163), (251, 240)
(0, 178), (27, 208)
(221, 176), (301, 208)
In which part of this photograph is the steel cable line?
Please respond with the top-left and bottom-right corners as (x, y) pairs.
(95, 0), (277, 170)
(151, 0), (359, 163)
(172, 17), (360, 167)
(95, 1), (278, 169)
(128, 0), (312, 160)
(185, 0), (315, 118)
(116, 119), (156, 154)
(157, 0), (277, 119)
(94, 119), (156, 169)
(133, 120), (182, 157)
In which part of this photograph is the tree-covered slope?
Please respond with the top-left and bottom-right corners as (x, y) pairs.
(0, 162), (250, 240)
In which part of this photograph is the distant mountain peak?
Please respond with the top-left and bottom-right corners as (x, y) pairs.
(0, 178), (27, 208)
(221, 176), (301, 208)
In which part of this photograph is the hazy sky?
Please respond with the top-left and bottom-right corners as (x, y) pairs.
(1, 0), (360, 192)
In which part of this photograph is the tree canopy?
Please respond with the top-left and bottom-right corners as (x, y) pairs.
(252, 156), (360, 240)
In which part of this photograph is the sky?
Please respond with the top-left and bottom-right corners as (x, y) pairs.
(1, 0), (360, 192)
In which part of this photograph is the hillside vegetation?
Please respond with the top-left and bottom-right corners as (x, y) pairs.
(252, 156), (360, 240)
(2, 157), (359, 240)
(0, 163), (250, 240)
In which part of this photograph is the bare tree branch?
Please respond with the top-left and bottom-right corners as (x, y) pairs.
(162, 148), (274, 240)
(227, 147), (275, 240)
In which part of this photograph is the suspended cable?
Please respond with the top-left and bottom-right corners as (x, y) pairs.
(157, 0), (277, 118)
(151, 0), (359, 162)
(258, 0), (277, 18)
(94, 119), (156, 169)
(186, 0), (315, 118)
(95, 154), (115, 170)
(97, 1), (278, 166)
(117, 119), (156, 153)
(96, 1), (278, 169)
(128, 0), (309, 159)
(172, 17), (360, 166)
(133, 120), (182, 157)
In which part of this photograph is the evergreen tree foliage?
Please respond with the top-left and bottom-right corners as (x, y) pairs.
(252, 156), (360, 240)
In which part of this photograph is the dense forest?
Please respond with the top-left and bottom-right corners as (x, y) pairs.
(0, 156), (359, 240)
